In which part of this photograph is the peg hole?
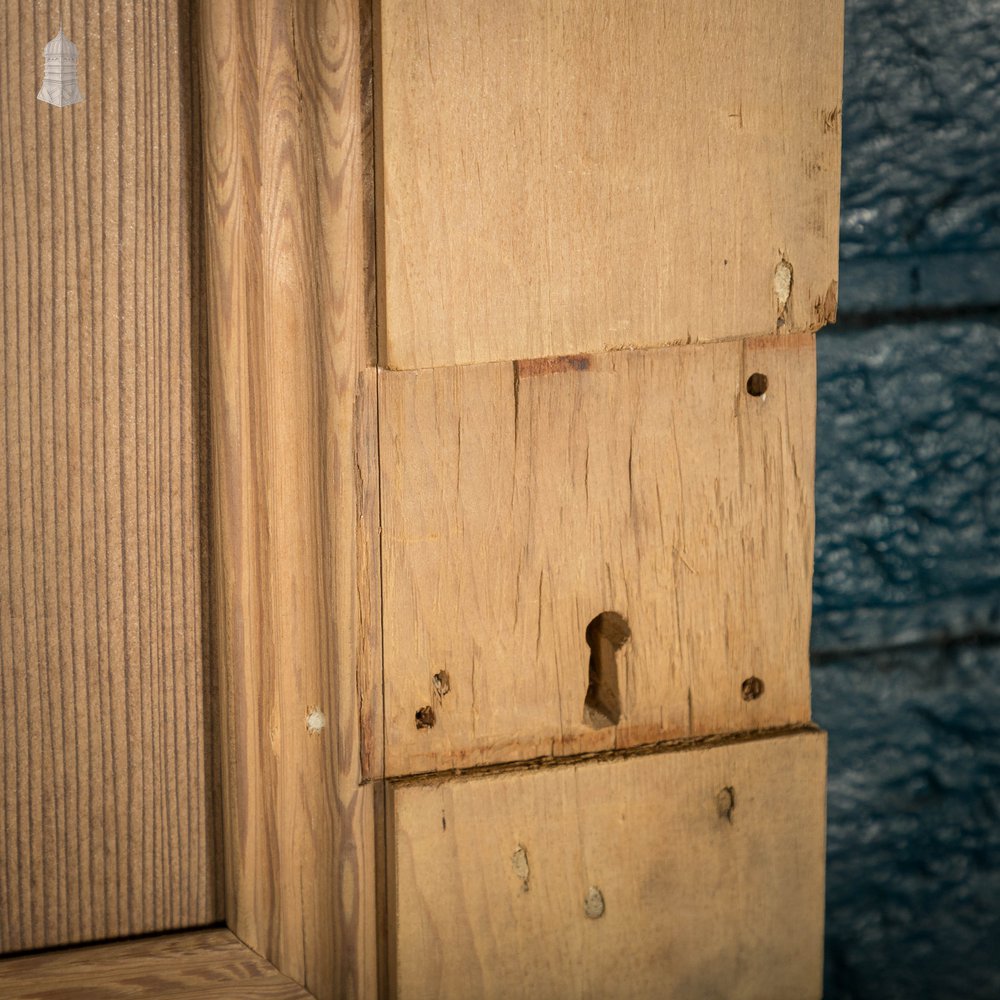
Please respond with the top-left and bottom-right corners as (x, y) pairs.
(741, 676), (765, 701)
(746, 373), (768, 397)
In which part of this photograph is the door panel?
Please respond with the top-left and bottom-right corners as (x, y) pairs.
(376, 334), (815, 777)
(375, 0), (842, 369)
(0, 1), (220, 952)
(387, 730), (827, 999)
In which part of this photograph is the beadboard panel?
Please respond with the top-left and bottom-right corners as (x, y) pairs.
(0, 0), (221, 952)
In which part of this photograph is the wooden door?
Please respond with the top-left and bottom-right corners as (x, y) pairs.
(370, 2), (841, 995)
(0, 2), (842, 996)
(0, 0), (220, 953)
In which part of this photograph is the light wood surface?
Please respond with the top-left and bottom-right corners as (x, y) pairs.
(375, 333), (815, 777)
(356, 369), (385, 781)
(387, 729), (827, 1000)
(375, 0), (843, 369)
(0, 0), (221, 952)
(201, 2), (378, 996)
(0, 929), (313, 999)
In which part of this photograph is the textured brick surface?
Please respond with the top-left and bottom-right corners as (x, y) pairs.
(813, 317), (1000, 653)
(815, 640), (1000, 1000)
(820, 2), (1000, 995)
(841, 0), (1000, 260)
(838, 249), (1000, 315)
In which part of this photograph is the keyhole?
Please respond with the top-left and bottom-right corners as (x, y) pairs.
(583, 612), (630, 729)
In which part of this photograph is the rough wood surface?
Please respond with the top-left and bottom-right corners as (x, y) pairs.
(375, 334), (815, 777)
(0, 929), (313, 999)
(0, 0), (221, 952)
(375, 0), (843, 369)
(356, 369), (384, 781)
(387, 729), (827, 1000)
(201, 2), (378, 996)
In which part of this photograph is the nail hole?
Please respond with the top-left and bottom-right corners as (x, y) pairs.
(741, 676), (765, 701)
(432, 671), (450, 697)
(584, 886), (605, 919)
(774, 258), (793, 308)
(746, 373), (768, 397)
(415, 705), (436, 729)
(716, 786), (736, 823)
(583, 612), (630, 729)
(512, 846), (530, 892)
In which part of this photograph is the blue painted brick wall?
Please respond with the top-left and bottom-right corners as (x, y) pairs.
(839, 0), (1000, 261)
(815, 1), (1000, 995)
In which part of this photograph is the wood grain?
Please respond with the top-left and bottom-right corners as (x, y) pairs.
(0, 929), (313, 999)
(387, 729), (827, 1000)
(375, 0), (843, 369)
(376, 333), (815, 777)
(356, 369), (385, 782)
(200, 2), (378, 996)
(0, 0), (221, 953)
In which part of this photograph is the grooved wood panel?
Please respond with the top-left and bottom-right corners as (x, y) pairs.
(376, 334), (815, 777)
(0, 929), (313, 999)
(0, 1), (220, 953)
(388, 729), (827, 1000)
(375, 0), (843, 369)
(201, 2), (378, 996)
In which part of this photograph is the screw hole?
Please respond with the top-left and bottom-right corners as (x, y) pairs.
(741, 676), (765, 701)
(415, 705), (436, 729)
(746, 373), (768, 397)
